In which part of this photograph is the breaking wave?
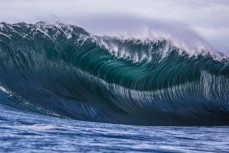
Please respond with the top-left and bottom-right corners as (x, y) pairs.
(0, 22), (229, 125)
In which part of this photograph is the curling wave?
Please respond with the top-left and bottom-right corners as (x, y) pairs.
(0, 22), (229, 125)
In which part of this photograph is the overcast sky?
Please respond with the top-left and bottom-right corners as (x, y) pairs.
(0, 0), (229, 54)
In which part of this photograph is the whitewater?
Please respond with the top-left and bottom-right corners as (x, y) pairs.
(0, 22), (229, 152)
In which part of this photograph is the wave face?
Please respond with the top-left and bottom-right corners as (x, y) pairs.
(0, 22), (229, 125)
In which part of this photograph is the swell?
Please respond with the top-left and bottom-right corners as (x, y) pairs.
(0, 22), (229, 125)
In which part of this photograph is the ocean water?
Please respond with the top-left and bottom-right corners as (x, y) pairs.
(0, 93), (229, 153)
(1, 22), (229, 152)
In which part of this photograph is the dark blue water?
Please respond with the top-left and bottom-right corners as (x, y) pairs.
(1, 93), (229, 153)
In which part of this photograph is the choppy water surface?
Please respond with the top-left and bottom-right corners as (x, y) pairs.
(0, 104), (228, 153)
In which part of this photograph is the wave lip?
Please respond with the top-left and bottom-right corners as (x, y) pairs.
(0, 22), (229, 125)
